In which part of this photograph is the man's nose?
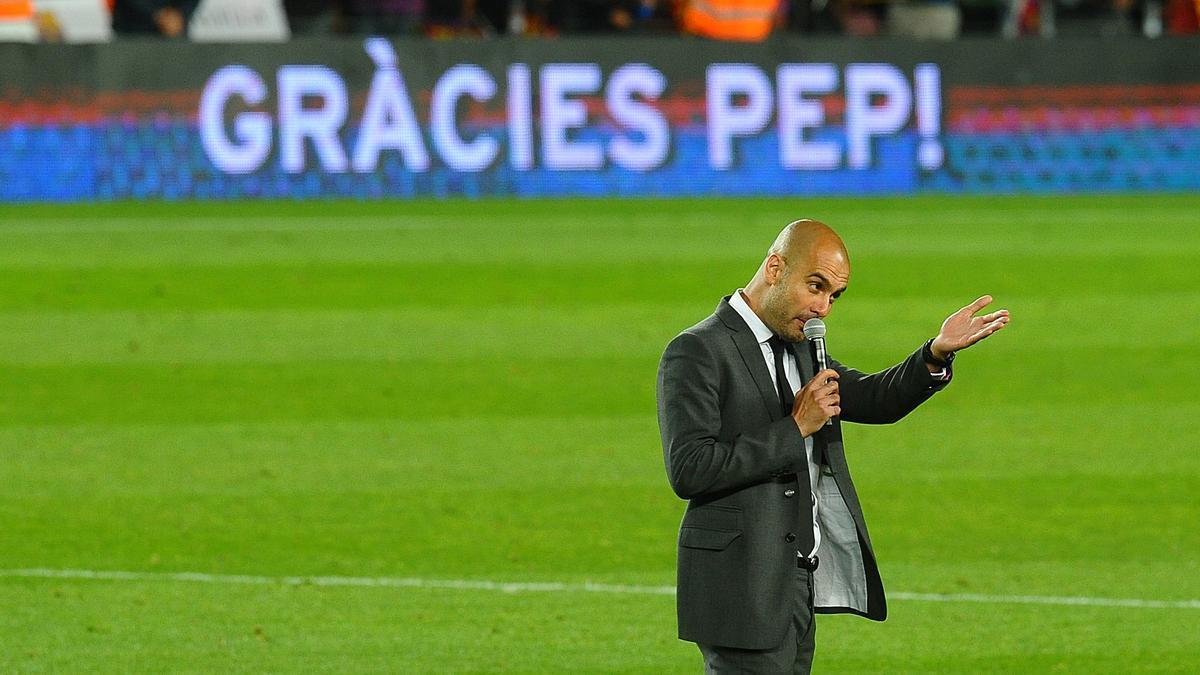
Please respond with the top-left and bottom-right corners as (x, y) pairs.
(811, 296), (831, 318)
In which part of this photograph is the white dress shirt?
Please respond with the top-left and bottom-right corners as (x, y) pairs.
(729, 289), (822, 557)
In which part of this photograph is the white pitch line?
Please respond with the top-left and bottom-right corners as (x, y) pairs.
(2, 568), (1198, 610)
(889, 591), (1200, 610)
(0, 568), (676, 597)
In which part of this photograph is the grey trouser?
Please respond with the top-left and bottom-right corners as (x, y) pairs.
(697, 566), (816, 674)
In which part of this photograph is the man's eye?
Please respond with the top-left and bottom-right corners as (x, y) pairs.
(809, 283), (820, 291)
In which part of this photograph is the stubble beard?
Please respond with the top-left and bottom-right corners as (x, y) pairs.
(762, 283), (804, 343)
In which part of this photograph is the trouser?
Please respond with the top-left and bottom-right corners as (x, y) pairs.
(697, 565), (816, 674)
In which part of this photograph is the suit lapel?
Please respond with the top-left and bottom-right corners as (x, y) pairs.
(716, 298), (779, 419)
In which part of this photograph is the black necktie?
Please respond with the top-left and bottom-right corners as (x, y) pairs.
(769, 335), (818, 557)
(772, 335), (825, 466)
(767, 336), (795, 418)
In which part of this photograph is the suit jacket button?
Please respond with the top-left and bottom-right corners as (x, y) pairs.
(784, 489), (796, 498)
(784, 532), (796, 543)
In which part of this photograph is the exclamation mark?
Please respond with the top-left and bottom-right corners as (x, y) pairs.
(914, 64), (943, 170)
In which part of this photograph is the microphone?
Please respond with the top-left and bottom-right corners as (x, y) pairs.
(803, 318), (833, 427)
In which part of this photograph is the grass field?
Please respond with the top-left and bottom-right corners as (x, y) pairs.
(0, 194), (1197, 673)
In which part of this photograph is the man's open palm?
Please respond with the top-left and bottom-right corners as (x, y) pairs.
(931, 295), (1010, 359)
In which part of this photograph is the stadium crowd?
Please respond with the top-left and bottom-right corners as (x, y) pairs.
(138, 0), (1200, 38)
(4, 0), (1199, 41)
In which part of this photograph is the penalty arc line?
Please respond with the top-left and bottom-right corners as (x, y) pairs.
(1, 568), (1198, 610)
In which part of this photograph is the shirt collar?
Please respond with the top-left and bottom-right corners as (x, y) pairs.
(729, 289), (775, 346)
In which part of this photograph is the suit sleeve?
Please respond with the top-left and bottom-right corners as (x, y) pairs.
(657, 331), (805, 500)
(832, 343), (950, 425)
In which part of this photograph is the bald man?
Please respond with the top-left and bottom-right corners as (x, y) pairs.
(656, 220), (1008, 672)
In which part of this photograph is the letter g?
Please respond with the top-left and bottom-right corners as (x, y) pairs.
(200, 65), (272, 175)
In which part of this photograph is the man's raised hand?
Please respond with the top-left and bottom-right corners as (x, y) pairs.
(930, 295), (1010, 361)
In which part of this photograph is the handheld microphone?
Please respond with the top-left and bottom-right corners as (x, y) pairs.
(803, 318), (833, 426)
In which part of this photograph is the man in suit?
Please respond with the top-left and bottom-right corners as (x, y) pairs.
(656, 220), (1009, 672)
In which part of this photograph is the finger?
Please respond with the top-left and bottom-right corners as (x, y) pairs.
(978, 309), (1010, 323)
(966, 317), (1008, 344)
(805, 371), (838, 390)
(963, 295), (993, 315)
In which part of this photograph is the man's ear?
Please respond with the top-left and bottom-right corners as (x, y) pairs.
(764, 253), (785, 285)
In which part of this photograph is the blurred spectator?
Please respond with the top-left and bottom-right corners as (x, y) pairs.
(781, 0), (831, 33)
(0, 0), (36, 41)
(34, 6), (64, 40)
(284, 0), (346, 35)
(560, 0), (677, 32)
(888, 0), (961, 38)
(111, 0), (198, 36)
(836, 0), (884, 35)
(511, 1), (569, 35)
(1164, 0), (1198, 31)
(680, 0), (783, 40)
(1001, 0), (1171, 37)
(427, 0), (510, 36)
(346, 0), (424, 34)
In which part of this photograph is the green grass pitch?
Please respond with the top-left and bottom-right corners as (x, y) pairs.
(0, 195), (1197, 672)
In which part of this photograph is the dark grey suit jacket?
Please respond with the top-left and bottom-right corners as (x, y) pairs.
(656, 297), (949, 649)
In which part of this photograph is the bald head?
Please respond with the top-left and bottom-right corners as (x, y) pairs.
(743, 219), (851, 342)
(767, 219), (848, 263)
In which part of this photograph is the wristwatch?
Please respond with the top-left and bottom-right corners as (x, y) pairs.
(922, 339), (954, 382)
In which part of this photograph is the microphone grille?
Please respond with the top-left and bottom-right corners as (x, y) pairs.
(802, 318), (826, 339)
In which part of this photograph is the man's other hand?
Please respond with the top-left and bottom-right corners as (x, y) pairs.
(930, 295), (1010, 360)
(793, 369), (840, 437)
